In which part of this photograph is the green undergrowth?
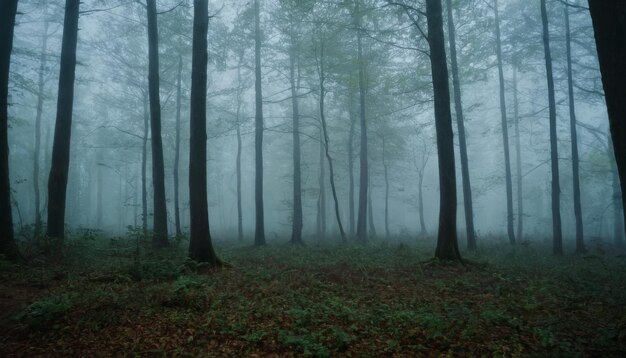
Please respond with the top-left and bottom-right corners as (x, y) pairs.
(1, 235), (626, 356)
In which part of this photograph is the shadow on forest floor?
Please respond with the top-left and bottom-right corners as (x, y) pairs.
(1, 235), (626, 356)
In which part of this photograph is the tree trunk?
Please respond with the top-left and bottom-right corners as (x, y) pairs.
(254, 0), (266, 246)
(565, 5), (584, 253)
(446, 0), (475, 250)
(236, 58), (244, 243)
(96, 152), (103, 227)
(418, 171), (427, 236)
(318, 42), (346, 242)
(317, 128), (326, 242)
(33, 9), (49, 240)
(146, 0), (168, 247)
(348, 90), (356, 239)
(368, 182), (376, 237)
(426, 0), (461, 262)
(173, 55), (182, 237)
(47, 0), (80, 243)
(289, 30), (303, 245)
(611, 140), (624, 246)
(494, 0), (515, 245)
(513, 66), (524, 241)
(588, 1), (626, 242)
(141, 90), (148, 236)
(0, 0), (19, 259)
(541, 0), (563, 255)
(188, 0), (219, 265)
(382, 136), (390, 238)
(355, 0), (369, 243)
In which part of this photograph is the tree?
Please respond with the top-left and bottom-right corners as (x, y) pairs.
(445, 0), (476, 250)
(145, 0), (169, 247)
(173, 56), (183, 237)
(493, 0), (515, 246)
(47, 0), (80, 243)
(0, 0), (20, 259)
(254, 0), (266, 246)
(588, 1), (626, 241)
(540, 0), (562, 255)
(188, 0), (220, 265)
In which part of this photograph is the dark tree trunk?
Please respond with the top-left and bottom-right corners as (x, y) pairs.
(355, 0), (369, 243)
(382, 136), (390, 238)
(318, 43), (346, 242)
(446, 0), (475, 250)
(541, 0), (563, 255)
(188, 0), (219, 265)
(47, 0), (79, 242)
(254, 0), (266, 246)
(236, 59), (244, 242)
(494, 0), (515, 245)
(565, 5), (584, 253)
(368, 182), (376, 237)
(426, 0), (461, 262)
(141, 91), (149, 236)
(348, 90), (356, 239)
(289, 31), (303, 245)
(146, 0), (168, 247)
(33, 11), (49, 240)
(611, 139), (624, 246)
(173, 56), (182, 237)
(588, 0), (626, 242)
(0, 0), (19, 259)
(317, 129), (326, 241)
(513, 66), (524, 241)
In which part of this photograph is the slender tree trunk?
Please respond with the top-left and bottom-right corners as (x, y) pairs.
(188, 0), (219, 265)
(426, 0), (461, 261)
(382, 137), (390, 238)
(318, 43), (346, 242)
(317, 129), (326, 241)
(146, 0), (168, 247)
(541, 0), (563, 255)
(348, 90), (356, 238)
(254, 0), (266, 246)
(588, 1), (626, 241)
(355, 0), (369, 243)
(368, 182), (376, 237)
(565, 5), (584, 253)
(141, 91), (148, 236)
(173, 56), (182, 237)
(33, 10), (49, 240)
(96, 152), (103, 227)
(47, 0), (79, 243)
(236, 59), (243, 242)
(446, 0), (475, 250)
(289, 30), (303, 245)
(418, 171), (427, 236)
(0, 0), (20, 259)
(513, 66), (524, 241)
(494, 0), (515, 245)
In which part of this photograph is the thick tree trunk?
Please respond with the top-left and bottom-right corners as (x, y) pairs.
(146, 0), (168, 247)
(188, 0), (219, 265)
(565, 6), (584, 253)
(426, 0), (461, 262)
(173, 56), (182, 237)
(317, 130), (326, 241)
(236, 60), (243, 242)
(494, 0), (515, 245)
(348, 90), (356, 239)
(446, 0), (475, 250)
(588, 1), (626, 242)
(33, 11), (49, 240)
(254, 0), (266, 246)
(541, 0), (563, 255)
(612, 144), (624, 246)
(289, 32), (303, 245)
(318, 44), (346, 242)
(513, 67), (524, 241)
(355, 0), (369, 243)
(47, 0), (80, 243)
(141, 91), (149, 236)
(0, 0), (20, 259)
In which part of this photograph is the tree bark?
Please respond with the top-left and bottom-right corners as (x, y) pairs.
(513, 66), (523, 241)
(610, 139), (624, 246)
(254, 0), (266, 246)
(146, 0), (168, 247)
(317, 128), (326, 241)
(289, 29), (303, 245)
(418, 171), (426, 236)
(382, 136), (390, 238)
(141, 90), (149, 236)
(494, 0), (515, 245)
(173, 56), (183, 237)
(0, 0), (19, 259)
(355, 0), (369, 243)
(367, 181), (376, 237)
(188, 0), (219, 265)
(348, 90), (356, 239)
(588, 0), (626, 242)
(541, 0), (563, 255)
(426, 0), (461, 262)
(565, 5), (584, 253)
(446, 0), (475, 250)
(47, 0), (80, 243)
(236, 57), (244, 242)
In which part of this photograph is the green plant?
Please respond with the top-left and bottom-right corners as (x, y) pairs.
(16, 294), (74, 328)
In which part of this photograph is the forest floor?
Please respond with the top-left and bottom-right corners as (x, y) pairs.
(1, 235), (626, 357)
